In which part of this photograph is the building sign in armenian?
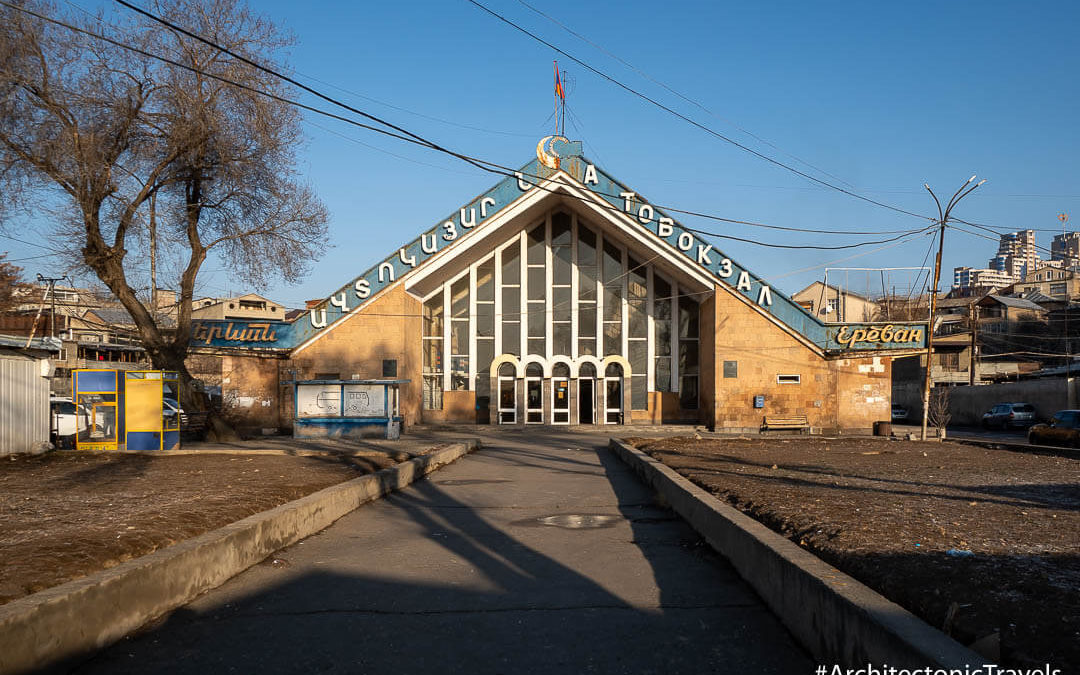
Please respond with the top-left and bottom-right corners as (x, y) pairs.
(191, 320), (293, 349)
(188, 138), (928, 354)
(829, 324), (927, 351)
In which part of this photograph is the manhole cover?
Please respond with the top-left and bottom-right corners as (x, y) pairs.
(533, 514), (621, 529)
(433, 479), (511, 486)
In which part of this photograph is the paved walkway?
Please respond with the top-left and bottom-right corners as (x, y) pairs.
(76, 429), (812, 674)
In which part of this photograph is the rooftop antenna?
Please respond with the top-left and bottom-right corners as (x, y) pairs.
(554, 60), (565, 136)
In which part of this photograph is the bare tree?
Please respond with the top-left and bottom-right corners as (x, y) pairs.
(0, 0), (328, 410)
(0, 252), (23, 311)
(927, 386), (951, 439)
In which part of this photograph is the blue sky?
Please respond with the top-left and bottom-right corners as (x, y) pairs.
(6, 0), (1080, 307)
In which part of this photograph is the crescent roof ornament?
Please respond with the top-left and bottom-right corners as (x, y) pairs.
(537, 135), (569, 170)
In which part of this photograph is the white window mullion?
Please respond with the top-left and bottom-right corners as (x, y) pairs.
(519, 230), (527, 358)
(671, 281), (679, 392)
(468, 264), (477, 388)
(545, 213), (553, 360)
(494, 243), (503, 357)
(596, 229), (604, 353)
(571, 212), (579, 359)
(621, 245), (629, 365)
(442, 284), (451, 392)
(646, 265), (655, 393)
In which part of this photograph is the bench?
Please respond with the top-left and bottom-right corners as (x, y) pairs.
(761, 415), (810, 434)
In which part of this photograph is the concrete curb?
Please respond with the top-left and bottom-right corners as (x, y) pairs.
(0, 440), (479, 675)
(949, 436), (1079, 459)
(609, 438), (988, 669)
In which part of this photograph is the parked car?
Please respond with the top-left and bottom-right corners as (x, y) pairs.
(49, 396), (89, 448)
(891, 404), (909, 422)
(1027, 410), (1080, 448)
(981, 402), (1037, 430)
(163, 397), (183, 417)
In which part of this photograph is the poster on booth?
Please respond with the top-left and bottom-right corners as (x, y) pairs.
(296, 385), (341, 417)
(343, 385), (385, 417)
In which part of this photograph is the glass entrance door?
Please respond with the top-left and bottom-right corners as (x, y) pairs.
(604, 363), (623, 425)
(498, 377), (516, 424)
(552, 378), (570, 424)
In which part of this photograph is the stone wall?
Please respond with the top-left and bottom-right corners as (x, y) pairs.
(938, 377), (1078, 426)
(287, 285), (424, 427)
(707, 285), (891, 432)
(220, 354), (282, 435)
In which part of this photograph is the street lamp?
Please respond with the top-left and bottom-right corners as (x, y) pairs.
(921, 176), (986, 441)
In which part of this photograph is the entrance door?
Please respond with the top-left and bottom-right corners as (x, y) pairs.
(578, 378), (594, 425)
(525, 362), (544, 423)
(604, 362), (623, 425)
(552, 378), (570, 424)
(497, 362), (516, 424)
(551, 362), (571, 425)
(578, 362), (597, 425)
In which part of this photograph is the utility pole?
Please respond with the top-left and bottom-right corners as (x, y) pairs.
(1060, 213), (1070, 379)
(36, 274), (65, 338)
(969, 304), (979, 386)
(921, 176), (986, 441)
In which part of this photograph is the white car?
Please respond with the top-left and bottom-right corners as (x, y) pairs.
(49, 396), (89, 448)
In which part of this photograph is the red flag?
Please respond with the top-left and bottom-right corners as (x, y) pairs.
(554, 62), (564, 100)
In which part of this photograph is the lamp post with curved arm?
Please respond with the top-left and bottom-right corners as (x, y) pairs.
(921, 176), (986, 441)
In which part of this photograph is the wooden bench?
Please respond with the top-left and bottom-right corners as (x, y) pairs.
(761, 415), (810, 434)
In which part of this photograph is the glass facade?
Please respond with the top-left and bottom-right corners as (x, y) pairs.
(420, 208), (700, 422)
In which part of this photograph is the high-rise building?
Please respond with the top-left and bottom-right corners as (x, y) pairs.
(988, 229), (1039, 281)
(953, 266), (1016, 290)
(1051, 231), (1080, 267)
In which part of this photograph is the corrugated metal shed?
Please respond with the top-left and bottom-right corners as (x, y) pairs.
(0, 335), (61, 455)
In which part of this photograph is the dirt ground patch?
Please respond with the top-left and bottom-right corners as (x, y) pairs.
(627, 436), (1079, 671)
(0, 447), (423, 605)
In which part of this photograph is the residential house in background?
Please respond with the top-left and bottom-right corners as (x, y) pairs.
(192, 293), (286, 322)
(1009, 265), (1080, 304)
(791, 281), (878, 323)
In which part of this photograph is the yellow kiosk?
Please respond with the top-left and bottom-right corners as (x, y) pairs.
(124, 370), (180, 450)
(73, 369), (120, 451)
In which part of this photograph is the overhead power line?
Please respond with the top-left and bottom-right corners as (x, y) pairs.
(5, 1), (930, 255)
(111, 0), (920, 240)
(465, 0), (934, 223)
(514, 0), (859, 192)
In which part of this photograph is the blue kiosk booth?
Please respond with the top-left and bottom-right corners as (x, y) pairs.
(291, 379), (409, 439)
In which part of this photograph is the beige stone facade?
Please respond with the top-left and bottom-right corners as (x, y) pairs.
(193, 141), (920, 435)
(704, 285), (890, 431)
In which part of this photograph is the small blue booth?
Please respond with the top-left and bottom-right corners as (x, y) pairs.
(291, 379), (409, 439)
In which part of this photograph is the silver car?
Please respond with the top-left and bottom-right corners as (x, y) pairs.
(981, 402), (1037, 430)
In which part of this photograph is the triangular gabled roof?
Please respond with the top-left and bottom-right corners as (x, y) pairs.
(192, 138), (928, 355)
